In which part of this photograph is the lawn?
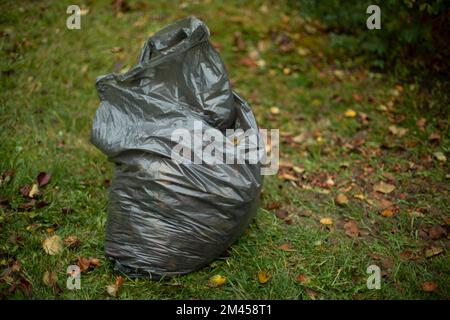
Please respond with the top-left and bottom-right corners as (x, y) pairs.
(0, 0), (448, 299)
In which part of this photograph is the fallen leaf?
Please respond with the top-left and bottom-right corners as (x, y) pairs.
(320, 218), (333, 225)
(266, 202), (281, 210)
(209, 274), (227, 287)
(380, 208), (395, 217)
(77, 257), (91, 272)
(421, 281), (437, 292)
(278, 243), (295, 251)
(344, 109), (357, 118)
(275, 209), (289, 220)
(388, 125), (408, 137)
(270, 107), (280, 115)
(240, 56), (258, 69)
(106, 276), (124, 297)
(433, 152), (446, 162)
(373, 181), (396, 194)
(258, 271), (270, 284)
(42, 271), (58, 288)
(428, 224), (447, 240)
(42, 235), (62, 255)
(293, 166), (305, 174)
(428, 132), (441, 143)
(325, 177), (335, 188)
(416, 118), (426, 131)
(296, 274), (307, 283)
(18, 199), (37, 211)
(279, 172), (299, 181)
(64, 235), (80, 248)
(28, 183), (39, 198)
(36, 172), (51, 187)
(335, 194), (348, 205)
(111, 47), (123, 53)
(353, 193), (365, 200)
(89, 257), (101, 267)
(20, 184), (31, 197)
(425, 246), (443, 258)
(343, 220), (359, 237)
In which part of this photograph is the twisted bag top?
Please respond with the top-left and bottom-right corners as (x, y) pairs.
(91, 16), (263, 278)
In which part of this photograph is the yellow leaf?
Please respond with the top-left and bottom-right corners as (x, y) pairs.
(293, 166), (305, 174)
(335, 194), (348, 205)
(42, 235), (62, 255)
(433, 152), (446, 162)
(344, 109), (357, 118)
(320, 218), (333, 225)
(209, 275), (227, 287)
(258, 271), (271, 284)
(353, 193), (365, 200)
(29, 183), (39, 198)
(425, 246), (443, 258)
(270, 107), (280, 115)
(373, 181), (396, 194)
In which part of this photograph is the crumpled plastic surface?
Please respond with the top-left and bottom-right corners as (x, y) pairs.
(91, 16), (263, 278)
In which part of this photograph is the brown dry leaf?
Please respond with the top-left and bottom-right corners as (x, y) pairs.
(388, 125), (408, 137)
(89, 257), (101, 267)
(77, 257), (91, 272)
(240, 56), (258, 69)
(266, 202), (281, 210)
(296, 274), (307, 283)
(258, 271), (270, 284)
(335, 193), (348, 205)
(343, 220), (360, 237)
(208, 274), (227, 287)
(373, 181), (396, 194)
(428, 224), (447, 240)
(275, 209), (289, 220)
(320, 218), (333, 225)
(279, 172), (299, 182)
(425, 246), (443, 258)
(20, 184), (31, 197)
(106, 276), (124, 297)
(421, 281), (437, 292)
(380, 208), (395, 217)
(278, 243), (295, 251)
(64, 235), (80, 248)
(36, 172), (51, 187)
(428, 132), (441, 143)
(42, 235), (62, 255)
(416, 118), (426, 131)
(111, 47), (123, 53)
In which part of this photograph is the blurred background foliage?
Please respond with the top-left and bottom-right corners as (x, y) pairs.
(292, 0), (449, 80)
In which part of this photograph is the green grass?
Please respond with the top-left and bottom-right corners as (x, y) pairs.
(1, 0), (449, 299)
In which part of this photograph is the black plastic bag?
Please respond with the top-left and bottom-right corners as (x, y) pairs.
(91, 16), (263, 278)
